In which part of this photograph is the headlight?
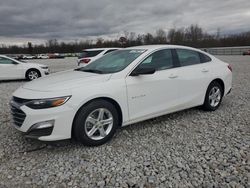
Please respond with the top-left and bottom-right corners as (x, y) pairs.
(26, 96), (71, 109)
(41, 66), (48, 69)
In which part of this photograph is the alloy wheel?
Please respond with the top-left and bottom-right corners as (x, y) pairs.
(209, 86), (221, 107)
(84, 108), (113, 140)
(28, 71), (39, 80)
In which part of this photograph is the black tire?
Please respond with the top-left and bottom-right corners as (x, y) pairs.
(202, 81), (223, 111)
(73, 100), (119, 146)
(26, 69), (41, 81)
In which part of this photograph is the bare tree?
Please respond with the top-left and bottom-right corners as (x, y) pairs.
(185, 24), (203, 43)
(155, 29), (167, 44)
(143, 33), (154, 44)
(96, 38), (104, 47)
(1, 25), (250, 54)
(27, 42), (33, 54)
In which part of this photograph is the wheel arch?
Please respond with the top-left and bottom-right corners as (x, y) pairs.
(203, 78), (225, 104)
(25, 68), (41, 78)
(210, 78), (225, 96)
(71, 96), (123, 138)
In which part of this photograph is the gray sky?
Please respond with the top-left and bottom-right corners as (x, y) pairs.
(0, 0), (250, 45)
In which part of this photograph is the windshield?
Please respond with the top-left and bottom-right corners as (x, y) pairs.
(76, 49), (146, 74)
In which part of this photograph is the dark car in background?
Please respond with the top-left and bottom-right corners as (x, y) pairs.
(243, 50), (250, 55)
(48, 53), (65, 59)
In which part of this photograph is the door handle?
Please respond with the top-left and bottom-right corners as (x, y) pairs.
(169, 74), (178, 79)
(201, 69), (209, 73)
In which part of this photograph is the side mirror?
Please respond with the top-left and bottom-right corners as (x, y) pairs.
(130, 67), (155, 76)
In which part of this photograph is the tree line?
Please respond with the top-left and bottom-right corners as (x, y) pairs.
(1, 25), (250, 54)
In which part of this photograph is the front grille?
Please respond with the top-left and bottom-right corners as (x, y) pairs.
(10, 105), (26, 127)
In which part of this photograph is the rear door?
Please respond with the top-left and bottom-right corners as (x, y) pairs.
(0, 57), (24, 80)
(173, 49), (213, 107)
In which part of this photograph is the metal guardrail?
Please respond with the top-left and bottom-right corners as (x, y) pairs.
(201, 46), (250, 55)
(2, 46), (250, 57)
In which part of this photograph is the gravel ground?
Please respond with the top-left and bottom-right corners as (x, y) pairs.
(0, 56), (249, 187)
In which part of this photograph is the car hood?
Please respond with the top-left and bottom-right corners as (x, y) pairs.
(22, 70), (112, 92)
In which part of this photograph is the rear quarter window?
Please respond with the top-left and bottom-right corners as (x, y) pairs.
(199, 53), (212, 63)
(176, 49), (201, 66)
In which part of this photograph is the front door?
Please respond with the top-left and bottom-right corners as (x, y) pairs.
(125, 49), (181, 121)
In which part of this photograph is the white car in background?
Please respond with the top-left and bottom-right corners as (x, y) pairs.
(11, 45), (232, 146)
(0, 55), (49, 81)
(37, 54), (49, 59)
(77, 48), (121, 67)
(23, 55), (36, 59)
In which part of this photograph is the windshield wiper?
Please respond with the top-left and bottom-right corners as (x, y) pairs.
(75, 68), (103, 74)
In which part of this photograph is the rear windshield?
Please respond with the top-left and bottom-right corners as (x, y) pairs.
(79, 50), (103, 58)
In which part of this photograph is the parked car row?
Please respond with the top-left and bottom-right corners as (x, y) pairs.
(8, 45), (232, 146)
(1, 48), (121, 81)
(11, 53), (65, 60)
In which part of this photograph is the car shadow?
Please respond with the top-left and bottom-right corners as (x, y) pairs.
(0, 79), (27, 83)
(17, 107), (200, 153)
(14, 102), (230, 153)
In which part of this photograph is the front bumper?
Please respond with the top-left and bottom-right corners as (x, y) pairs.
(10, 100), (75, 141)
(25, 126), (54, 139)
(41, 69), (50, 76)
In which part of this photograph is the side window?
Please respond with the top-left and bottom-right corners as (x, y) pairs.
(0, 57), (15, 64)
(139, 49), (174, 71)
(199, 53), (212, 63)
(104, 49), (118, 55)
(176, 49), (201, 66)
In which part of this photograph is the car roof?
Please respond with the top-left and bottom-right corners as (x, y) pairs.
(83, 48), (121, 51)
(0, 55), (9, 58)
(126, 45), (198, 51)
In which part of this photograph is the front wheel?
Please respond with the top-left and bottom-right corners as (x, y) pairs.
(202, 81), (223, 111)
(73, 100), (119, 146)
(26, 69), (41, 81)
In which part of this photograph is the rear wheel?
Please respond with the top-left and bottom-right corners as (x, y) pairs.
(26, 69), (41, 81)
(73, 100), (119, 146)
(202, 81), (223, 111)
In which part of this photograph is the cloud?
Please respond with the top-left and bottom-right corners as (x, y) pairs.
(0, 0), (250, 44)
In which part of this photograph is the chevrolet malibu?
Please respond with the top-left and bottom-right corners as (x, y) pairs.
(10, 45), (232, 146)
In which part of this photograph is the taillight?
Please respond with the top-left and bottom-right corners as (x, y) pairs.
(228, 64), (232, 72)
(80, 58), (91, 64)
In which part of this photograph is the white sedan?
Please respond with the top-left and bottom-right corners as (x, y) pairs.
(11, 45), (232, 146)
(0, 55), (49, 81)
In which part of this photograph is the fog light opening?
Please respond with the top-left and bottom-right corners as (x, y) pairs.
(32, 120), (55, 130)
